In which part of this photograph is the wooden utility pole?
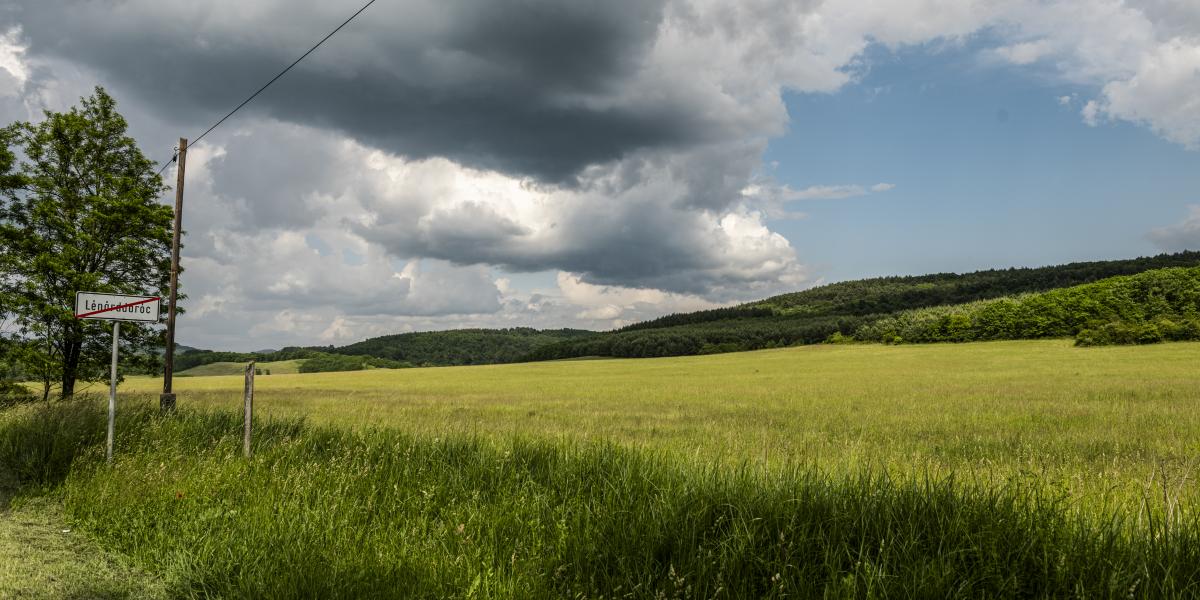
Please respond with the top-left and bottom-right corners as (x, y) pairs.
(160, 138), (187, 412)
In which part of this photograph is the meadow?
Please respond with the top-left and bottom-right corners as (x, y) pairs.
(4, 339), (1200, 597)
(124, 339), (1200, 506)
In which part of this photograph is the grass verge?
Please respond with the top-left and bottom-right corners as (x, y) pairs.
(0, 494), (166, 599)
(3, 399), (1200, 598)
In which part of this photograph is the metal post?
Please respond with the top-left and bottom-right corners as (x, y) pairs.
(244, 361), (255, 458)
(108, 321), (119, 463)
(161, 137), (187, 412)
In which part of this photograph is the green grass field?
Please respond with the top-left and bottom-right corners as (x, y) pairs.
(123, 339), (1200, 507)
(5, 339), (1200, 597)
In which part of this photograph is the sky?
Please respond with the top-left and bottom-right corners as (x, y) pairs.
(0, 0), (1198, 351)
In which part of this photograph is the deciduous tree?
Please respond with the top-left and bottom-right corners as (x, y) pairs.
(0, 87), (172, 398)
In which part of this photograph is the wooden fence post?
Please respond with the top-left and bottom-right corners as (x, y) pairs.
(244, 361), (255, 458)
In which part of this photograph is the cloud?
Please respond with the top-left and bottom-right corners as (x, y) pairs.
(739, 180), (896, 219)
(146, 119), (807, 350)
(5, 0), (1200, 350)
(556, 272), (723, 325)
(743, 182), (897, 202)
(4, 0), (733, 184)
(1088, 39), (1200, 149)
(1148, 205), (1200, 251)
(171, 120), (807, 300)
(0, 27), (28, 86)
(978, 0), (1200, 147)
(991, 39), (1054, 65)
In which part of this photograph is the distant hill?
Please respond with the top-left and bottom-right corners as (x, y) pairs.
(177, 359), (305, 377)
(175, 328), (597, 373)
(332, 328), (597, 366)
(173, 347), (412, 376)
(177, 251), (1200, 368)
(525, 251), (1200, 360)
(853, 266), (1200, 346)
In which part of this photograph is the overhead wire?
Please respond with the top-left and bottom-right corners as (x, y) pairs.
(155, 0), (380, 176)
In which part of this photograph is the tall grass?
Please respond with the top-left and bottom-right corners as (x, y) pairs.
(4, 400), (1200, 598)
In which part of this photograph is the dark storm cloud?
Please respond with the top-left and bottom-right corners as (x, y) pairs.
(355, 191), (720, 290)
(6, 0), (688, 182)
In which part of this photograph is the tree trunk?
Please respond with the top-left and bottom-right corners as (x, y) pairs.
(43, 325), (52, 401)
(61, 339), (81, 398)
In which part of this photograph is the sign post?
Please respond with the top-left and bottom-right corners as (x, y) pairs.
(108, 321), (119, 462)
(75, 292), (162, 463)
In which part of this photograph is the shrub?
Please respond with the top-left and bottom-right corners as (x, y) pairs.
(0, 379), (36, 408)
(1076, 321), (1172, 346)
(859, 267), (1200, 346)
(0, 398), (109, 489)
(824, 332), (855, 344)
(299, 354), (411, 373)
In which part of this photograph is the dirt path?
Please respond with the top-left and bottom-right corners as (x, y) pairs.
(0, 494), (165, 600)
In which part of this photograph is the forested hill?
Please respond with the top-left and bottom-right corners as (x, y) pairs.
(177, 251), (1200, 368)
(177, 328), (597, 371)
(613, 251), (1200, 333)
(332, 328), (597, 366)
(525, 251), (1200, 360)
(752, 251), (1200, 316)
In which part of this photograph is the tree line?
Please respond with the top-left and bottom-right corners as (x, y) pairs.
(852, 266), (1200, 346)
(170, 347), (411, 374)
(753, 251), (1200, 317)
(522, 253), (1200, 361)
(333, 328), (597, 366)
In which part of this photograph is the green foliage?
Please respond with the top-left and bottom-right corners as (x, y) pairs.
(754, 250), (1200, 316)
(853, 267), (1200, 346)
(1, 402), (1198, 597)
(175, 347), (411, 375)
(527, 252), (1200, 361)
(823, 331), (856, 344)
(298, 353), (411, 373)
(616, 306), (775, 332)
(1075, 318), (1200, 347)
(0, 88), (172, 397)
(175, 253), (1200, 366)
(526, 314), (872, 360)
(174, 346), (327, 372)
(0, 399), (110, 490)
(335, 328), (597, 366)
(0, 380), (34, 408)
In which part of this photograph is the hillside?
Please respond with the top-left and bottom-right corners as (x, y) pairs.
(332, 327), (596, 366)
(176, 251), (1200, 367)
(176, 360), (305, 377)
(173, 348), (410, 376)
(854, 266), (1200, 345)
(175, 329), (595, 373)
(526, 251), (1200, 360)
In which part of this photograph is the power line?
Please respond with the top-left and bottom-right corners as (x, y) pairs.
(156, 0), (380, 175)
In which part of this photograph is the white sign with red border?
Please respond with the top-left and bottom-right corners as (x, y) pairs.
(75, 292), (161, 323)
